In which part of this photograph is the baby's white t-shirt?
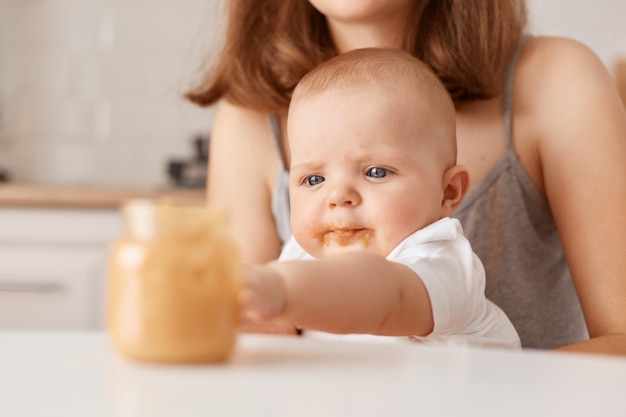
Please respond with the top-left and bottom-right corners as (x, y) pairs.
(279, 217), (521, 349)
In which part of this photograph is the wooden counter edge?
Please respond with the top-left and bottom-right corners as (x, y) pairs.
(0, 183), (206, 209)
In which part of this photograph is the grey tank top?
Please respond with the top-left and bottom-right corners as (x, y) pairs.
(269, 39), (588, 349)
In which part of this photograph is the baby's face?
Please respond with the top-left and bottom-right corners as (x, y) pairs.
(288, 88), (450, 258)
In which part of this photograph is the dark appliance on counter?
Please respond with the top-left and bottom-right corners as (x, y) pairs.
(166, 134), (208, 189)
(0, 167), (10, 182)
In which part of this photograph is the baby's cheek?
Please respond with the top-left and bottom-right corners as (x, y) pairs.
(296, 233), (324, 258)
(290, 200), (332, 258)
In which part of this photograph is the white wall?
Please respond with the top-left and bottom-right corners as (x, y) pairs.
(0, 0), (625, 188)
(0, 0), (223, 188)
(527, 0), (626, 70)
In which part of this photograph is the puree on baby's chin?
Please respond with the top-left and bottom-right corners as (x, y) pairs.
(107, 200), (241, 364)
(322, 229), (373, 248)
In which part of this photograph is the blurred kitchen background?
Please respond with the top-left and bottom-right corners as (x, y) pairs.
(0, 0), (223, 189)
(0, 0), (625, 189)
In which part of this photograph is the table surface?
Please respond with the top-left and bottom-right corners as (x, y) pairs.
(1, 331), (625, 417)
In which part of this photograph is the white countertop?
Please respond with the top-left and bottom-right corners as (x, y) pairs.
(1, 331), (625, 417)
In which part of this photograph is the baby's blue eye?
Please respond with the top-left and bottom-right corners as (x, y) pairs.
(305, 175), (325, 186)
(366, 167), (389, 179)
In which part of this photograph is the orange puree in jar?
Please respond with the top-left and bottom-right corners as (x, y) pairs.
(107, 200), (241, 363)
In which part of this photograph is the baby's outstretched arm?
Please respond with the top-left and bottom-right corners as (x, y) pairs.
(240, 264), (287, 322)
(241, 251), (434, 337)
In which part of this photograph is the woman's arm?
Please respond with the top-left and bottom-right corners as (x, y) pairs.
(519, 37), (626, 355)
(208, 101), (283, 264)
(242, 251), (434, 336)
(208, 102), (298, 335)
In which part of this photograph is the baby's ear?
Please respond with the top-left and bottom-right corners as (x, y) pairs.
(440, 165), (470, 217)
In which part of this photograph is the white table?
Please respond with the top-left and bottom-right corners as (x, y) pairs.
(1, 331), (625, 417)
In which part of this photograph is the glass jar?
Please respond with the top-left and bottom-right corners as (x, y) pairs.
(107, 200), (241, 363)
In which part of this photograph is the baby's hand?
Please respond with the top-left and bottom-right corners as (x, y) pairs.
(240, 264), (286, 322)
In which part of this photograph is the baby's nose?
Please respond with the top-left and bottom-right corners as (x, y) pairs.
(327, 185), (362, 208)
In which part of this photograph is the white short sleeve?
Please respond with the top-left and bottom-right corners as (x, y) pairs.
(279, 218), (520, 348)
(388, 218), (520, 348)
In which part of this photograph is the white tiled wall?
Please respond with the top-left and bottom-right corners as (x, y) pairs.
(0, 0), (223, 188)
(0, 0), (625, 188)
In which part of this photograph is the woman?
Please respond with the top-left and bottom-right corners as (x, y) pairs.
(186, 0), (626, 354)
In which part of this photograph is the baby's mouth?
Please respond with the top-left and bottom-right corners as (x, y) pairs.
(322, 228), (372, 248)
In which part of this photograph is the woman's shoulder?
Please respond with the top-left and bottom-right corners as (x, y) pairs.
(213, 100), (274, 138)
(508, 36), (622, 195)
(211, 100), (282, 156)
(210, 100), (283, 187)
(514, 36), (617, 126)
(515, 36), (612, 102)
(522, 35), (599, 62)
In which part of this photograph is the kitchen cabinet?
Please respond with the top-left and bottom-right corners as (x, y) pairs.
(0, 207), (122, 329)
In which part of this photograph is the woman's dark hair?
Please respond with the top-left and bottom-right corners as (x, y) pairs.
(185, 0), (527, 113)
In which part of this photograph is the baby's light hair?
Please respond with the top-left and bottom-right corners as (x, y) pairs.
(290, 48), (458, 164)
(293, 48), (448, 100)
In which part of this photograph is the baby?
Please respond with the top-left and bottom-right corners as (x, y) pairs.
(241, 48), (520, 348)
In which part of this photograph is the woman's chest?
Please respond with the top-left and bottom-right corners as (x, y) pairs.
(455, 98), (507, 190)
(455, 97), (542, 195)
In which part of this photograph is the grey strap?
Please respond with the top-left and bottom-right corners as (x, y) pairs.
(503, 36), (529, 152)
